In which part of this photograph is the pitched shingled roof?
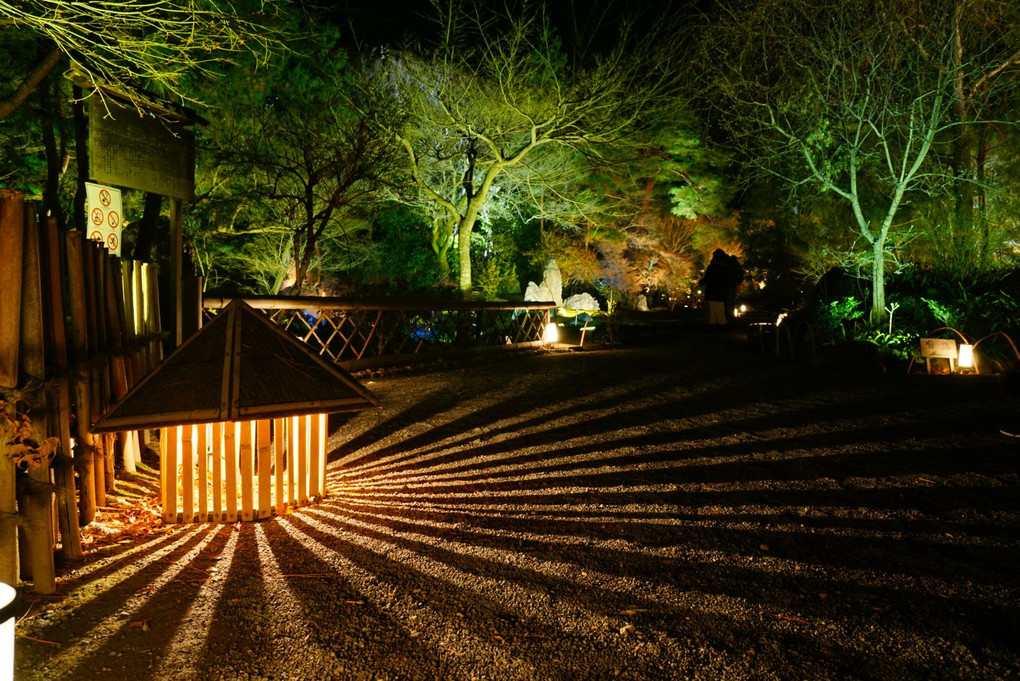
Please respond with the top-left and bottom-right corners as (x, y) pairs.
(92, 299), (379, 432)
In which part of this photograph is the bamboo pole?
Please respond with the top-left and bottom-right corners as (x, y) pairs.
(308, 414), (321, 499)
(0, 191), (24, 587)
(42, 218), (81, 560)
(161, 426), (177, 524)
(0, 190), (25, 387)
(256, 419), (271, 519)
(83, 242), (106, 509)
(224, 422), (237, 522)
(18, 206), (56, 594)
(181, 424), (194, 523)
(239, 421), (254, 522)
(212, 422), (222, 521)
(273, 418), (285, 515)
(66, 232), (97, 525)
(197, 423), (208, 522)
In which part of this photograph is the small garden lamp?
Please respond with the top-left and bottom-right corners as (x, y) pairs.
(958, 343), (975, 372)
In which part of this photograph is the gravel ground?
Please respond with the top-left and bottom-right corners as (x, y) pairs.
(13, 327), (1020, 680)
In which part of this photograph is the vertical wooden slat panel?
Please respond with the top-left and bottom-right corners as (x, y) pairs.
(287, 416), (298, 507)
(42, 217), (81, 560)
(197, 423), (209, 522)
(256, 420), (272, 519)
(274, 418), (285, 515)
(308, 413), (321, 498)
(162, 427), (177, 524)
(146, 263), (163, 363)
(0, 189), (25, 387)
(18, 205), (56, 593)
(239, 420), (254, 522)
(297, 415), (308, 504)
(181, 424), (194, 523)
(318, 413), (328, 497)
(67, 232), (97, 525)
(211, 422), (222, 521)
(224, 421), (237, 522)
(132, 261), (147, 372)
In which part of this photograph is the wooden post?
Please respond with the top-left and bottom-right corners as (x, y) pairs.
(0, 189), (25, 387)
(239, 420), (254, 522)
(274, 418), (285, 515)
(211, 422), (222, 521)
(66, 232), (97, 526)
(169, 197), (184, 349)
(308, 414), (321, 499)
(161, 426), (177, 524)
(224, 422), (237, 522)
(0, 190), (25, 587)
(18, 206), (56, 594)
(197, 423), (208, 522)
(256, 420), (271, 519)
(41, 218), (81, 560)
(181, 424), (194, 523)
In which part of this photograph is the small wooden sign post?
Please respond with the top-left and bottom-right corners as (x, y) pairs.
(919, 338), (958, 374)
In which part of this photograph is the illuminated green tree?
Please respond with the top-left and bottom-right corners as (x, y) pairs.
(703, 0), (1013, 323)
(361, 0), (686, 299)
(192, 28), (399, 294)
(0, 0), (281, 118)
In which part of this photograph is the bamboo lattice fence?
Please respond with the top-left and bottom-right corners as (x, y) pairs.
(203, 295), (555, 372)
(0, 190), (162, 593)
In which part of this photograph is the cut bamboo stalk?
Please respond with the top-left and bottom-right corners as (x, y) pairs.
(256, 420), (271, 519)
(146, 263), (164, 364)
(224, 422), (237, 522)
(42, 218), (81, 560)
(18, 208), (56, 593)
(274, 418), (285, 515)
(162, 426), (177, 524)
(287, 416), (298, 508)
(297, 415), (308, 504)
(308, 414), (321, 499)
(181, 424), (194, 523)
(197, 423), (208, 521)
(66, 232), (96, 525)
(212, 422), (222, 521)
(239, 421), (254, 522)
(317, 413), (327, 497)
(0, 189), (25, 387)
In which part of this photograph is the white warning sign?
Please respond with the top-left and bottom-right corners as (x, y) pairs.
(85, 182), (123, 257)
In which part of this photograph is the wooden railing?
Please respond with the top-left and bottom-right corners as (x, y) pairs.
(203, 295), (555, 371)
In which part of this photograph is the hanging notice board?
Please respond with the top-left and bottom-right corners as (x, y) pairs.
(88, 97), (195, 200)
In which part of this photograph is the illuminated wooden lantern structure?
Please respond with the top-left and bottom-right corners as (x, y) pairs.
(92, 299), (379, 523)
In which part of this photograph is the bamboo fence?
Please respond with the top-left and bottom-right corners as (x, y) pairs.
(0, 190), (162, 593)
(162, 415), (326, 523)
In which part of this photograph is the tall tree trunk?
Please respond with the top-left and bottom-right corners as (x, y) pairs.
(72, 85), (88, 233)
(38, 64), (65, 229)
(131, 192), (164, 261)
(871, 238), (886, 326)
(457, 219), (473, 300)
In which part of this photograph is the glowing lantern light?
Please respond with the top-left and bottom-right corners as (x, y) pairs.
(958, 344), (974, 370)
(543, 322), (559, 344)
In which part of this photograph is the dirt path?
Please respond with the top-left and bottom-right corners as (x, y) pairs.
(14, 329), (1020, 680)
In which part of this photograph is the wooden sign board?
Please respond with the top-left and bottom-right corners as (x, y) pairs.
(920, 337), (958, 373)
(919, 338), (958, 359)
(88, 97), (195, 200)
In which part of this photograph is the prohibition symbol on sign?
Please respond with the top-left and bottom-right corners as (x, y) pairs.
(106, 233), (119, 251)
(91, 207), (104, 226)
(108, 211), (120, 228)
(99, 189), (112, 207)
(89, 230), (103, 242)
